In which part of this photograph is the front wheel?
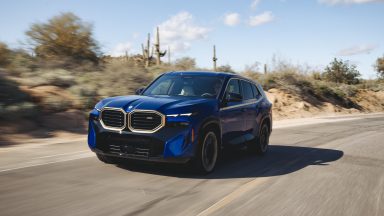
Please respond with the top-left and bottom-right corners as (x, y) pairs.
(249, 123), (270, 155)
(193, 130), (219, 174)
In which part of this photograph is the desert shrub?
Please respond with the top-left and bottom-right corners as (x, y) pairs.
(41, 96), (72, 112)
(323, 58), (360, 84)
(26, 12), (100, 68)
(73, 61), (153, 99)
(375, 55), (384, 79)
(357, 79), (384, 92)
(216, 64), (235, 73)
(243, 71), (262, 83)
(18, 69), (76, 88)
(38, 69), (76, 87)
(0, 74), (31, 105)
(68, 85), (98, 109)
(0, 102), (39, 119)
(8, 49), (38, 74)
(312, 72), (322, 80)
(0, 42), (12, 67)
(314, 83), (346, 105)
(174, 57), (196, 70)
(147, 64), (176, 77)
(338, 85), (358, 97)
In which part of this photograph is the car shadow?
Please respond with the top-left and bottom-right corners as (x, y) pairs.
(116, 145), (343, 179)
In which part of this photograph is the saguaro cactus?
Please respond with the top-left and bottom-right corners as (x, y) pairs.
(154, 27), (167, 65)
(141, 33), (153, 67)
(213, 45), (217, 71)
(264, 64), (268, 74)
(168, 46), (171, 64)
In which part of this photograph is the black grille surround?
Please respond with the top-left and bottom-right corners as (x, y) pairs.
(97, 133), (165, 158)
(128, 110), (165, 133)
(100, 108), (126, 130)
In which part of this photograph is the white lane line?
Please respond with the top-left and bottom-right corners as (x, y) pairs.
(0, 138), (86, 153)
(197, 177), (269, 216)
(273, 117), (363, 129)
(34, 150), (89, 159)
(0, 152), (94, 173)
(196, 157), (304, 216)
(375, 175), (384, 216)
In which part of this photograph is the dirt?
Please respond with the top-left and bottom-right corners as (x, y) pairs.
(19, 85), (82, 109)
(265, 88), (384, 120)
(0, 109), (87, 147)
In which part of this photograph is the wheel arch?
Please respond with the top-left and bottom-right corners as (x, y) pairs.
(198, 117), (222, 148)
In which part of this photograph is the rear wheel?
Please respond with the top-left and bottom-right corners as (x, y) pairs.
(193, 129), (219, 174)
(96, 153), (117, 164)
(249, 123), (270, 155)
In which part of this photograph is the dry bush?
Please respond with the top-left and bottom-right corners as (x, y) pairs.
(216, 65), (235, 73)
(147, 64), (177, 77)
(0, 75), (40, 119)
(242, 62), (360, 109)
(8, 49), (38, 74)
(19, 69), (76, 88)
(174, 57), (196, 70)
(0, 74), (31, 105)
(0, 42), (11, 67)
(0, 102), (39, 119)
(26, 12), (100, 68)
(323, 58), (360, 84)
(70, 61), (153, 109)
(375, 55), (384, 78)
(357, 79), (384, 92)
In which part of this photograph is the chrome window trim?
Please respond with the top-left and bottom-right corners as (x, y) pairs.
(99, 107), (127, 132)
(219, 77), (264, 111)
(220, 98), (263, 111)
(128, 109), (166, 134)
(219, 78), (241, 101)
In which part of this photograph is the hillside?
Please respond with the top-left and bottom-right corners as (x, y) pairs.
(1, 60), (384, 144)
(266, 88), (384, 120)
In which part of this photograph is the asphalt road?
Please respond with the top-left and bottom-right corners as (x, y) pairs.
(1, 114), (384, 216)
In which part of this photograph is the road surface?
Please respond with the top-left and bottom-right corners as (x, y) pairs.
(0, 114), (384, 216)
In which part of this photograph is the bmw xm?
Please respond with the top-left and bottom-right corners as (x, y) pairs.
(88, 71), (272, 173)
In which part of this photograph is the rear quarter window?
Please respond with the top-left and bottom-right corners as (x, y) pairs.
(252, 84), (262, 99)
(241, 81), (254, 100)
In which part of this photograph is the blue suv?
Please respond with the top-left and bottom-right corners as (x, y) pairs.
(88, 71), (272, 173)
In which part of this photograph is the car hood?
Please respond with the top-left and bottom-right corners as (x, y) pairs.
(98, 95), (218, 114)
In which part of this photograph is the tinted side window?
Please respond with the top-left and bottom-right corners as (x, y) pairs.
(252, 84), (262, 99)
(241, 81), (254, 100)
(226, 79), (240, 95)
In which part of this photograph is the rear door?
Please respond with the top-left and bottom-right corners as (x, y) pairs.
(240, 80), (259, 141)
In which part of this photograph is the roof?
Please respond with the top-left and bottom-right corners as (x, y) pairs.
(164, 71), (256, 84)
(165, 71), (236, 78)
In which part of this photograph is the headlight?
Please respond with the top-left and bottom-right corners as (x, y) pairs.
(94, 101), (104, 111)
(166, 113), (193, 117)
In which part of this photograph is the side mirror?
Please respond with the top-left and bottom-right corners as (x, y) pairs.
(135, 87), (145, 95)
(225, 92), (242, 102)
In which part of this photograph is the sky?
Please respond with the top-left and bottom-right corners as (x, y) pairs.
(0, 0), (383, 78)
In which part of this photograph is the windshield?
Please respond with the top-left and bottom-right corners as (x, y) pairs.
(142, 75), (224, 98)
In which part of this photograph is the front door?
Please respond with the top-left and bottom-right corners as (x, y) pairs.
(220, 79), (245, 146)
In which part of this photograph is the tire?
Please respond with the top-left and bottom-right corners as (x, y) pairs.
(192, 129), (219, 174)
(249, 123), (270, 155)
(96, 153), (117, 164)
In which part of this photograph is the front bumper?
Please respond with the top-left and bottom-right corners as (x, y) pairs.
(88, 118), (197, 164)
(92, 149), (190, 163)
